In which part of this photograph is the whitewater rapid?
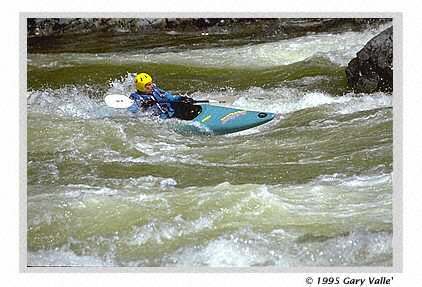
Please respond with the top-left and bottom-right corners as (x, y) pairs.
(26, 20), (394, 267)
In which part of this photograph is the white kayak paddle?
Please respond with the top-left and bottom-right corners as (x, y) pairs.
(104, 94), (134, 109)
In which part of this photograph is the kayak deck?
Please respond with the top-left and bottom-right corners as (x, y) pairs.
(176, 104), (275, 135)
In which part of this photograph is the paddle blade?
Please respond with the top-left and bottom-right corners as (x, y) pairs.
(104, 94), (134, 109)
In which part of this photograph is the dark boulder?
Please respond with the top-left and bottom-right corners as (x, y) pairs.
(345, 26), (393, 93)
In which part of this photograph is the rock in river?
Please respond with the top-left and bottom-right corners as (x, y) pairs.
(346, 26), (393, 93)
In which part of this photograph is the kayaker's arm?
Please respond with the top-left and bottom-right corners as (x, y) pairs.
(128, 93), (138, 101)
(155, 87), (194, 104)
(159, 90), (182, 102)
(129, 92), (156, 109)
(162, 90), (193, 104)
(139, 98), (156, 108)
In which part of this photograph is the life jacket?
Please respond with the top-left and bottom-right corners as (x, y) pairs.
(128, 86), (181, 119)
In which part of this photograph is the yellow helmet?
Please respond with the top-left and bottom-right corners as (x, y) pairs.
(134, 72), (153, 91)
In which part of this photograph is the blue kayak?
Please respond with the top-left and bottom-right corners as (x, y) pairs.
(118, 94), (275, 135)
(174, 103), (275, 135)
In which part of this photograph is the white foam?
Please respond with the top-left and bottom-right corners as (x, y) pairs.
(142, 26), (389, 68)
(160, 178), (177, 189)
(231, 87), (392, 116)
(64, 185), (120, 197)
(338, 173), (392, 188)
(107, 72), (136, 96)
(281, 231), (393, 267)
(336, 93), (392, 114)
(167, 238), (267, 267)
(129, 214), (215, 247)
(28, 249), (115, 267)
(27, 88), (123, 119)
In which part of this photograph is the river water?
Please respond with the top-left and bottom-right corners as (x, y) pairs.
(27, 22), (393, 267)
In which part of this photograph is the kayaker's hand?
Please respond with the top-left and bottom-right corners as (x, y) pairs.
(141, 99), (155, 108)
(181, 96), (194, 104)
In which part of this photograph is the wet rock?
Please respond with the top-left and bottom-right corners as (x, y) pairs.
(345, 26), (393, 93)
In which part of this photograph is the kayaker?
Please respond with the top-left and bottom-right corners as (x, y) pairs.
(128, 72), (194, 119)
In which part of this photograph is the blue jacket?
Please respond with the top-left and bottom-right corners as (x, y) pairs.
(128, 85), (183, 119)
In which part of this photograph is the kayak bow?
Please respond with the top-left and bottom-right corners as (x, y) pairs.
(186, 104), (274, 135)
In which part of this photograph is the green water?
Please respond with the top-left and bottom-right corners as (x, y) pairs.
(27, 24), (393, 267)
